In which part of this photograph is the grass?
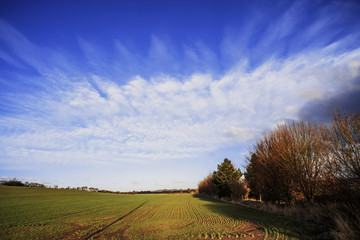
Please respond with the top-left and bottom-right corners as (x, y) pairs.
(0, 186), (323, 239)
(238, 199), (360, 239)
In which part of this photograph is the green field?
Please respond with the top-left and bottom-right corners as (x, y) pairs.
(0, 186), (321, 239)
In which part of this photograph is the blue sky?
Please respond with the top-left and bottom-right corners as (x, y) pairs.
(1, 0), (360, 191)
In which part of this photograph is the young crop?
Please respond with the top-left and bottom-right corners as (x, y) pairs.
(0, 186), (321, 239)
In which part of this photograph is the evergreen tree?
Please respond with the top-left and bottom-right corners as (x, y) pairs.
(212, 158), (242, 198)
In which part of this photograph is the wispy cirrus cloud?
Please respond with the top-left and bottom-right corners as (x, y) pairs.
(221, 0), (360, 70)
(1, 20), (360, 170)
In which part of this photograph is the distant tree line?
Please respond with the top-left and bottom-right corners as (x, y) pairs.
(0, 179), (45, 188)
(0, 179), (101, 191)
(1, 179), (197, 195)
(136, 189), (197, 194)
(245, 109), (360, 205)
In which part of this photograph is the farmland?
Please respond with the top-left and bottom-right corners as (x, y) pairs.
(0, 186), (320, 239)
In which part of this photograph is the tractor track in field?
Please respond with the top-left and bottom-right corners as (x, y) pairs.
(83, 201), (148, 240)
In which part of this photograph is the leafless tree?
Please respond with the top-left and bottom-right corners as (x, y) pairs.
(327, 109), (360, 202)
(246, 120), (330, 203)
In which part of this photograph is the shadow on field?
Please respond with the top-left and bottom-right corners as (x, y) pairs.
(84, 201), (148, 240)
(192, 195), (321, 240)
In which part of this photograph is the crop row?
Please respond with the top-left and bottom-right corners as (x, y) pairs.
(118, 195), (260, 239)
(1, 187), (310, 239)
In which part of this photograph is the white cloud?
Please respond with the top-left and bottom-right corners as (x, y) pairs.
(1, 21), (360, 170)
(223, 127), (259, 140)
(149, 35), (170, 61)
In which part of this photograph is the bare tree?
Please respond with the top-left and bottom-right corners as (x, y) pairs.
(328, 109), (360, 202)
(246, 121), (329, 203)
(198, 174), (217, 196)
(289, 121), (329, 202)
